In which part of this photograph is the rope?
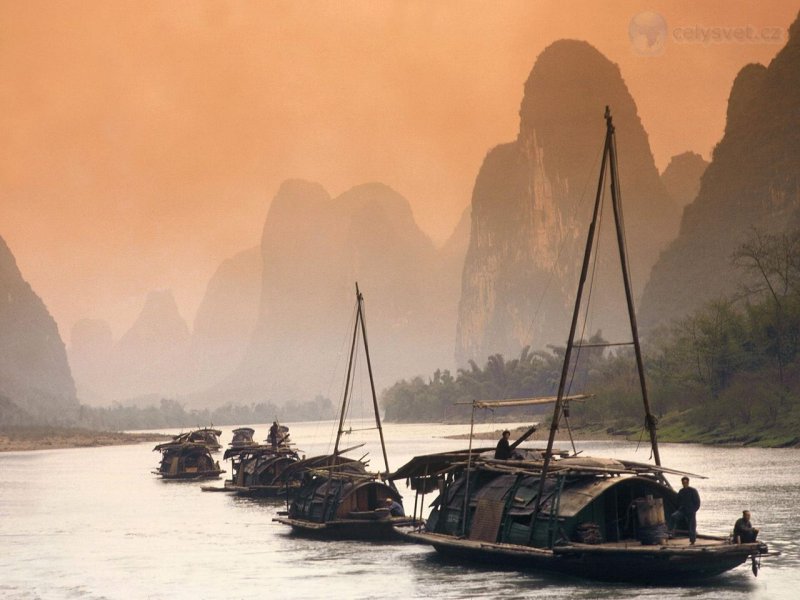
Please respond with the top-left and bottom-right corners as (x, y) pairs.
(521, 144), (605, 348)
(561, 159), (608, 454)
(325, 300), (360, 452)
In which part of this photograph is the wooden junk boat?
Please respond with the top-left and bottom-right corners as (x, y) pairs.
(390, 108), (770, 582)
(273, 285), (413, 539)
(153, 441), (225, 480)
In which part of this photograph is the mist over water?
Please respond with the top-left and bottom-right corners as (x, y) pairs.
(0, 421), (797, 599)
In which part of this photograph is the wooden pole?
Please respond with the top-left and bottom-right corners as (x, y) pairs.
(607, 118), (662, 466)
(355, 283), (392, 475)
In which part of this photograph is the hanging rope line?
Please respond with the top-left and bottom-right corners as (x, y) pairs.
(328, 300), (360, 452)
(521, 144), (605, 349)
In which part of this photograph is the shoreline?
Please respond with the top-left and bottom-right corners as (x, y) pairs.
(0, 427), (172, 453)
(444, 424), (800, 448)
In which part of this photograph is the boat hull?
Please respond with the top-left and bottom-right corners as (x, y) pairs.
(154, 470), (224, 480)
(273, 516), (413, 541)
(226, 483), (298, 498)
(409, 532), (763, 582)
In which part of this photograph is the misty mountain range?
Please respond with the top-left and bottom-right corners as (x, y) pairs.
(2, 10), (799, 421)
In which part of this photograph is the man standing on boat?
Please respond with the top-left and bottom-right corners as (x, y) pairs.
(670, 476), (701, 544)
(268, 421), (280, 450)
(494, 430), (512, 460)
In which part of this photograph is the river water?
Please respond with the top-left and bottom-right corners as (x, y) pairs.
(0, 420), (797, 599)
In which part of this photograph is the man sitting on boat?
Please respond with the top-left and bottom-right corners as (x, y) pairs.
(733, 510), (759, 543)
(494, 430), (512, 460)
(669, 476), (701, 544)
(385, 497), (405, 517)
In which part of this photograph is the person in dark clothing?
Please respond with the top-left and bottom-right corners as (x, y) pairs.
(495, 430), (512, 460)
(385, 497), (405, 517)
(669, 476), (701, 544)
(733, 510), (759, 543)
(268, 421), (280, 450)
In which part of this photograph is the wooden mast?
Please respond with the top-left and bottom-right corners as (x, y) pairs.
(355, 282), (391, 474)
(533, 106), (661, 517)
(607, 113), (662, 467)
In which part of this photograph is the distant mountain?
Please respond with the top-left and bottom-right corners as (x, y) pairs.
(660, 152), (709, 210)
(68, 318), (114, 403)
(70, 247), (263, 404)
(190, 246), (262, 389)
(441, 205), (471, 265)
(640, 11), (800, 330)
(108, 289), (191, 400)
(456, 40), (679, 366)
(226, 179), (461, 405)
(0, 235), (77, 424)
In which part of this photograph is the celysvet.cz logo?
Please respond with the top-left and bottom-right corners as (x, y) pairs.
(629, 11), (785, 56)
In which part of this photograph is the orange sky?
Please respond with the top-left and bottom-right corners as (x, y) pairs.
(1, 1), (796, 340)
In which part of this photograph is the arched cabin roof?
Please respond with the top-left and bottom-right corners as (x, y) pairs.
(154, 441), (215, 455)
(279, 453), (365, 479)
(255, 455), (296, 478)
(223, 444), (294, 461)
(464, 473), (677, 518)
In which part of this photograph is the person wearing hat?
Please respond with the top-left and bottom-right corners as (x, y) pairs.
(385, 496), (405, 517)
(669, 476), (701, 544)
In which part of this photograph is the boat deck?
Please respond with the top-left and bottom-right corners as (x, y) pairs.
(572, 535), (729, 550)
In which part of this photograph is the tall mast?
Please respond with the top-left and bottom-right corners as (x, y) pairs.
(355, 283), (391, 473)
(607, 114), (661, 466)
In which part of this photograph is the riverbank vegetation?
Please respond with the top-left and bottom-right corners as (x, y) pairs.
(382, 230), (800, 448)
(74, 395), (335, 431)
(0, 394), (335, 447)
(0, 426), (170, 452)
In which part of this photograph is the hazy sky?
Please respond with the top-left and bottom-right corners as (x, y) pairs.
(1, 1), (796, 340)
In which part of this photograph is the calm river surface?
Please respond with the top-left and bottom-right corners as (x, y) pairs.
(1, 420), (798, 599)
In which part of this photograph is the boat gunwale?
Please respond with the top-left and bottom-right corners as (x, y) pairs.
(408, 530), (765, 559)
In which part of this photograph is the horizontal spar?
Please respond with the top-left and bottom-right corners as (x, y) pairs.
(455, 394), (592, 409)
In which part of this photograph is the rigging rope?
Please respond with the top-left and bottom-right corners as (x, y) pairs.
(611, 133), (636, 303)
(325, 300), (360, 452)
(521, 145), (605, 349)
(611, 132), (652, 460)
(562, 160), (608, 454)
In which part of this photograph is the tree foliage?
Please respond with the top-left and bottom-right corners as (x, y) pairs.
(69, 395), (336, 431)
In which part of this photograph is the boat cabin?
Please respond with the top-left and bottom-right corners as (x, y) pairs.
(153, 442), (224, 480)
(223, 445), (300, 496)
(164, 427), (223, 452)
(289, 475), (403, 524)
(427, 459), (678, 548)
(229, 427), (257, 449)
